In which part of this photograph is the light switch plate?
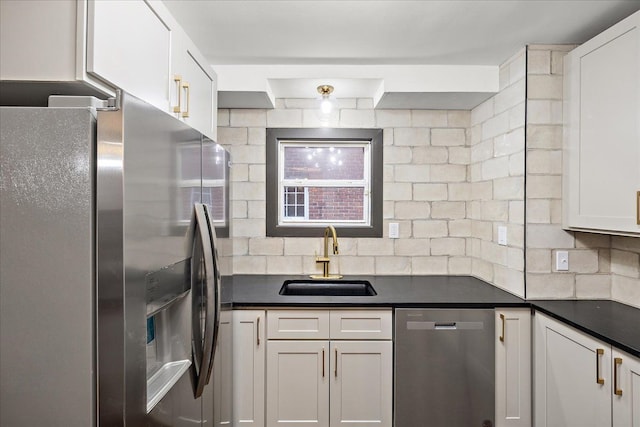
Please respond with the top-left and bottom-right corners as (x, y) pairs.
(556, 251), (569, 271)
(389, 222), (399, 238)
(498, 226), (507, 245)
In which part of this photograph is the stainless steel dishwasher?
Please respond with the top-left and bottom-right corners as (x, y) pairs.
(395, 309), (495, 427)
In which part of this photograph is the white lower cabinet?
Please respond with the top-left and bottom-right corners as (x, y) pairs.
(232, 310), (265, 427)
(212, 311), (232, 426)
(265, 310), (392, 427)
(329, 340), (392, 427)
(612, 348), (640, 427)
(495, 308), (531, 427)
(534, 311), (640, 427)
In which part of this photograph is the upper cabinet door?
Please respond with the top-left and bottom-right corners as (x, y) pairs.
(171, 31), (217, 139)
(86, 0), (171, 111)
(563, 11), (640, 236)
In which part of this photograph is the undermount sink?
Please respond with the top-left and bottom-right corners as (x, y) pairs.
(279, 279), (377, 296)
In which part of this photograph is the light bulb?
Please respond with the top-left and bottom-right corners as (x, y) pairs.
(321, 96), (332, 114)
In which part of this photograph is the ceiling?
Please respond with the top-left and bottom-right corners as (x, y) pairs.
(163, 1), (640, 109)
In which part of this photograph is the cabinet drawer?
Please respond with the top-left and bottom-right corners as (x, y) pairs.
(267, 310), (330, 339)
(330, 310), (392, 340)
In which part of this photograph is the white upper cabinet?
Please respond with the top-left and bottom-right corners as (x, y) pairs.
(87, 0), (171, 112)
(0, 0), (218, 140)
(563, 11), (640, 236)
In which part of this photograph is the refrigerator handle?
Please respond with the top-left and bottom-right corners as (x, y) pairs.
(191, 203), (220, 398)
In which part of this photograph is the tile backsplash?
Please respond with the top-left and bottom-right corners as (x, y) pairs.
(218, 44), (640, 308)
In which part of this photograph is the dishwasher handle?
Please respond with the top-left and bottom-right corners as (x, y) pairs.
(406, 321), (484, 331)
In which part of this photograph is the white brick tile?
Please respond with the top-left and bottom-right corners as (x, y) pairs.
(412, 110), (448, 127)
(564, 249), (599, 273)
(509, 200), (525, 224)
(526, 273), (575, 299)
(339, 109), (376, 127)
(431, 201), (466, 219)
(413, 220), (449, 238)
(395, 201), (431, 219)
(494, 128), (524, 157)
(218, 109), (230, 126)
(413, 183), (448, 201)
(249, 237), (283, 255)
(248, 127), (266, 145)
(267, 109), (302, 127)
(395, 128), (430, 146)
(482, 157), (510, 180)
(234, 255), (266, 274)
(230, 109), (267, 127)
(509, 50), (526, 84)
(447, 111), (471, 127)
(612, 276), (640, 309)
(528, 50), (551, 75)
(575, 233), (611, 249)
(395, 165), (430, 182)
(472, 220), (493, 240)
(232, 218), (265, 237)
(576, 275), (611, 299)
(494, 79), (526, 114)
(527, 175), (562, 199)
(218, 127), (247, 145)
(267, 256), (302, 274)
(358, 238), (395, 256)
(612, 236), (640, 254)
(526, 199), (551, 223)
(471, 98), (494, 126)
(337, 256), (375, 275)
(611, 250), (640, 278)
(233, 182), (265, 201)
(431, 128), (466, 146)
(411, 256), (448, 274)
(412, 147), (448, 164)
(394, 238), (430, 256)
(481, 201), (509, 222)
(526, 224), (575, 248)
(509, 102), (526, 130)
(509, 151), (525, 176)
(526, 100), (551, 124)
(248, 201), (266, 219)
(384, 183), (413, 201)
(448, 183), (472, 201)
(481, 111), (509, 139)
(283, 238), (320, 256)
(527, 249), (552, 272)
(471, 139), (494, 163)
(376, 110), (411, 127)
(448, 147), (470, 165)
(431, 238), (466, 256)
(528, 75), (563, 100)
(357, 98), (374, 109)
(384, 146), (412, 164)
(230, 164), (248, 182)
(449, 219), (472, 237)
(248, 164), (265, 182)
(493, 177), (524, 200)
(472, 259), (494, 281)
(375, 256), (411, 274)
(449, 257), (472, 274)
(232, 200), (247, 219)
(431, 164), (467, 182)
(302, 109), (339, 127)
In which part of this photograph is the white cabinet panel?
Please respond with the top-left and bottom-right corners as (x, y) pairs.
(266, 340), (329, 427)
(267, 310), (330, 340)
(233, 310), (265, 427)
(87, 0), (171, 111)
(495, 309), (531, 427)
(564, 11), (640, 236)
(534, 312), (612, 427)
(612, 349), (640, 427)
(330, 341), (392, 427)
(329, 310), (392, 340)
(212, 311), (232, 426)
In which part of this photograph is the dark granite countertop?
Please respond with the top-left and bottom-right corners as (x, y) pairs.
(532, 300), (640, 358)
(229, 274), (526, 308)
(224, 274), (640, 358)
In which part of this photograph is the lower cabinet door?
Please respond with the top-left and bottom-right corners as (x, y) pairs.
(534, 312), (612, 427)
(495, 309), (531, 427)
(233, 310), (265, 427)
(267, 340), (329, 427)
(612, 349), (640, 427)
(330, 341), (392, 427)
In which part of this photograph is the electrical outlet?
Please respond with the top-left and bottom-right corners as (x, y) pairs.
(556, 251), (569, 271)
(389, 222), (399, 238)
(498, 226), (507, 246)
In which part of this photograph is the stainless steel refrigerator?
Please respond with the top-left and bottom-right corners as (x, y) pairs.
(0, 91), (231, 426)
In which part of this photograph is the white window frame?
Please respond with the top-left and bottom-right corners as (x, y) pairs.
(277, 140), (372, 227)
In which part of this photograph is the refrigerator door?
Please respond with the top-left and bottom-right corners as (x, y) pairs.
(0, 107), (96, 426)
(96, 92), (206, 425)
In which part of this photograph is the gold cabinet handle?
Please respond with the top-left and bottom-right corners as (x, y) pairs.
(596, 348), (605, 384)
(334, 347), (338, 378)
(322, 348), (325, 378)
(499, 313), (505, 342)
(181, 82), (190, 118)
(256, 316), (260, 346)
(614, 357), (623, 396)
(172, 75), (182, 113)
(636, 191), (639, 225)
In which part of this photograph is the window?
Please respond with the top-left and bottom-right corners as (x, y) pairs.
(266, 128), (383, 237)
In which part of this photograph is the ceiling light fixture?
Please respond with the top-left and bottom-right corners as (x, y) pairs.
(317, 85), (334, 114)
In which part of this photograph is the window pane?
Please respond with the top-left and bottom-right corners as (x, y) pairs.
(202, 186), (225, 221)
(283, 186), (306, 218)
(283, 146), (365, 180)
(308, 187), (364, 221)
